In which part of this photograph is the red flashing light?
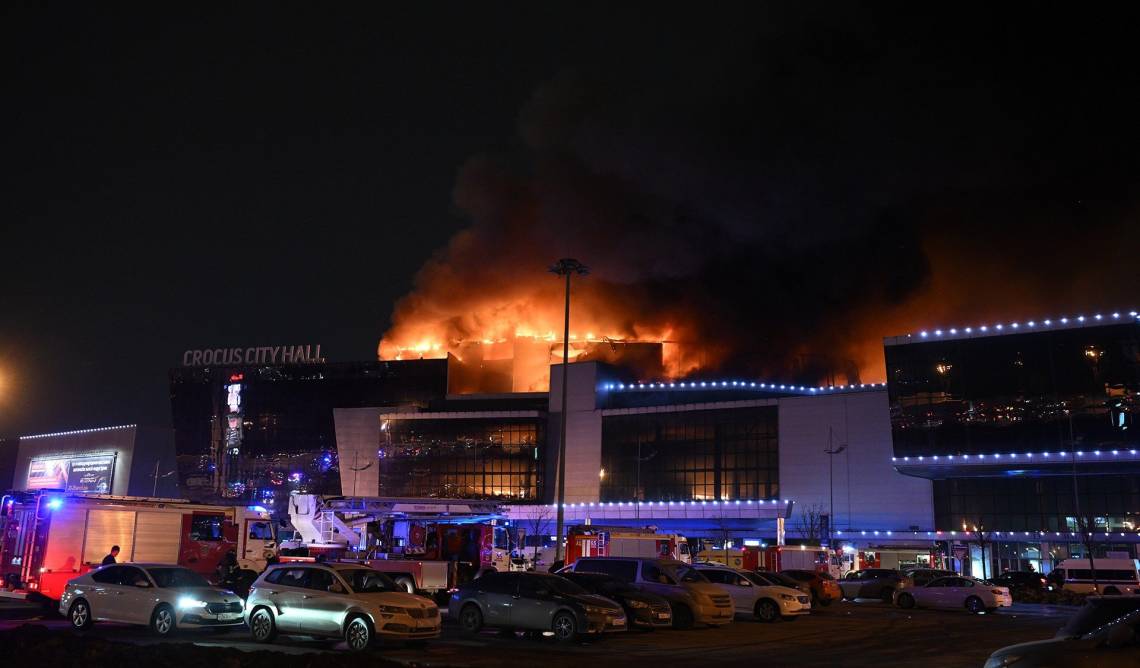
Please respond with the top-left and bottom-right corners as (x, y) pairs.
(229, 373), (244, 382)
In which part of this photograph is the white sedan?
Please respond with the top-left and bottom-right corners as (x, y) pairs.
(694, 564), (811, 622)
(60, 563), (244, 636)
(894, 575), (1012, 614)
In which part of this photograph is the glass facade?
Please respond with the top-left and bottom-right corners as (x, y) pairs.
(887, 321), (1140, 532)
(886, 322), (1138, 457)
(170, 359), (448, 513)
(380, 418), (543, 500)
(599, 407), (778, 502)
(933, 476), (1140, 532)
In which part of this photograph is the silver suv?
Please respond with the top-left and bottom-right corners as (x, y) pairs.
(245, 562), (440, 651)
(565, 557), (733, 628)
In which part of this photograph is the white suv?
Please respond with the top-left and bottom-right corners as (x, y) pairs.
(693, 563), (811, 622)
(245, 562), (441, 651)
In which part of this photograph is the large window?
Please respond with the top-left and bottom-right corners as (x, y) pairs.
(886, 323), (1139, 457)
(600, 407), (778, 502)
(934, 476), (1140, 532)
(380, 418), (543, 500)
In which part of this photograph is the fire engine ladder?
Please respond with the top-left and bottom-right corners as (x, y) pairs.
(319, 510), (338, 545)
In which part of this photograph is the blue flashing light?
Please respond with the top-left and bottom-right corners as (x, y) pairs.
(247, 505), (268, 513)
(46, 498), (63, 510)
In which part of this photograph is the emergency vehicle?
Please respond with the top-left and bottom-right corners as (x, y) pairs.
(564, 525), (691, 565)
(0, 491), (276, 601)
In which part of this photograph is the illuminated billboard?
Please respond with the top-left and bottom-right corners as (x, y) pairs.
(26, 454), (116, 493)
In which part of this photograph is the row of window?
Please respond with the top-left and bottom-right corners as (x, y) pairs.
(600, 407), (779, 502)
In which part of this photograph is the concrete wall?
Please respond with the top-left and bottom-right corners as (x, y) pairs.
(333, 407), (381, 496)
(778, 391), (933, 532)
(549, 363), (602, 503)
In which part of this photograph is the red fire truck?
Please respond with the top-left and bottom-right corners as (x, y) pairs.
(0, 491), (277, 602)
(565, 525), (691, 565)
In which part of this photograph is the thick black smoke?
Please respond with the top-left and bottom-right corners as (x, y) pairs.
(384, 8), (1140, 384)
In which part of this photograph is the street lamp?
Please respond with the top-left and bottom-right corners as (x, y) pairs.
(550, 258), (588, 563)
(824, 427), (847, 550)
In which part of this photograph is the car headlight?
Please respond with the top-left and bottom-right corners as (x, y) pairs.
(627, 600), (650, 609)
(585, 605), (613, 615)
(376, 605), (407, 615)
(177, 597), (208, 609)
(779, 594), (796, 601)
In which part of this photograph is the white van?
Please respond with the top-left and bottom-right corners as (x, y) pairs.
(1054, 559), (1140, 595)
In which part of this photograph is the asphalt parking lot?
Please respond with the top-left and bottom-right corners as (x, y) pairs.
(1, 597), (1073, 668)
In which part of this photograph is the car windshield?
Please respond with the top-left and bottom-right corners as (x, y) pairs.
(783, 571), (812, 581)
(542, 576), (588, 596)
(146, 567), (211, 588)
(573, 574), (634, 593)
(676, 566), (709, 583)
(1062, 599), (1140, 637)
(340, 568), (399, 593)
(742, 572), (769, 587)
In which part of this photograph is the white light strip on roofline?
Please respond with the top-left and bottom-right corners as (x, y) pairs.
(539, 498), (792, 508)
(599, 380), (886, 394)
(885, 310), (1138, 346)
(20, 424), (137, 440)
(892, 448), (1140, 463)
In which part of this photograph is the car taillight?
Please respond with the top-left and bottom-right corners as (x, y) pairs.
(991, 589), (1004, 595)
(1039, 578), (1047, 584)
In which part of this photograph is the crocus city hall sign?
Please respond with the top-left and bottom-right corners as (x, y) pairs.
(182, 344), (324, 366)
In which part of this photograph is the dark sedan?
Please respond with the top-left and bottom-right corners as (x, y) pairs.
(991, 570), (1052, 593)
(449, 571), (626, 642)
(839, 569), (912, 603)
(560, 571), (673, 629)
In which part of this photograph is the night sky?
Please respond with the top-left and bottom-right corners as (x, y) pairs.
(3, 5), (1138, 436)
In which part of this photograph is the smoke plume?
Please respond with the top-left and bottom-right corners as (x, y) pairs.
(380, 13), (1140, 389)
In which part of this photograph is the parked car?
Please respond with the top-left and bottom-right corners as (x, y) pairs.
(985, 606), (1140, 667)
(245, 562), (441, 651)
(1052, 559), (1140, 595)
(565, 557), (734, 628)
(780, 569), (842, 606)
(558, 571), (672, 629)
(904, 568), (958, 588)
(839, 569), (912, 602)
(1054, 595), (1140, 639)
(991, 570), (1052, 593)
(693, 563), (811, 622)
(449, 571), (626, 642)
(753, 570), (812, 596)
(894, 576), (1011, 614)
(60, 563), (245, 636)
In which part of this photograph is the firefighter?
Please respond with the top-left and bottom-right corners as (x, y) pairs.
(101, 545), (120, 565)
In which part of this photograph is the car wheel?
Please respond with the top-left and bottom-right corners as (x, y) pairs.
(965, 596), (985, 614)
(671, 604), (694, 629)
(897, 593), (915, 610)
(345, 616), (373, 652)
(69, 599), (93, 630)
(394, 576), (416, 594)
(150, 604), (176, 636)
(755, 599), (779, 623)
(880, 588), (894, 604)
(459, 604), (484, 634)
(551, 611), (578, 643)
(249, 607), (277, 643)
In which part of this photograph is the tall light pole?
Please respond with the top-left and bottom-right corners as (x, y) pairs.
(824, 427), (847, 550)
(550, 258), (588, 563)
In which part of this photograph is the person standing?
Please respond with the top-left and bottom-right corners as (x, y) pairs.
(101, 545), (120, 565)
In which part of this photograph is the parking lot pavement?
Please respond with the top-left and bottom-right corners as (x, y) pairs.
(2, 598), (1075, 668)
